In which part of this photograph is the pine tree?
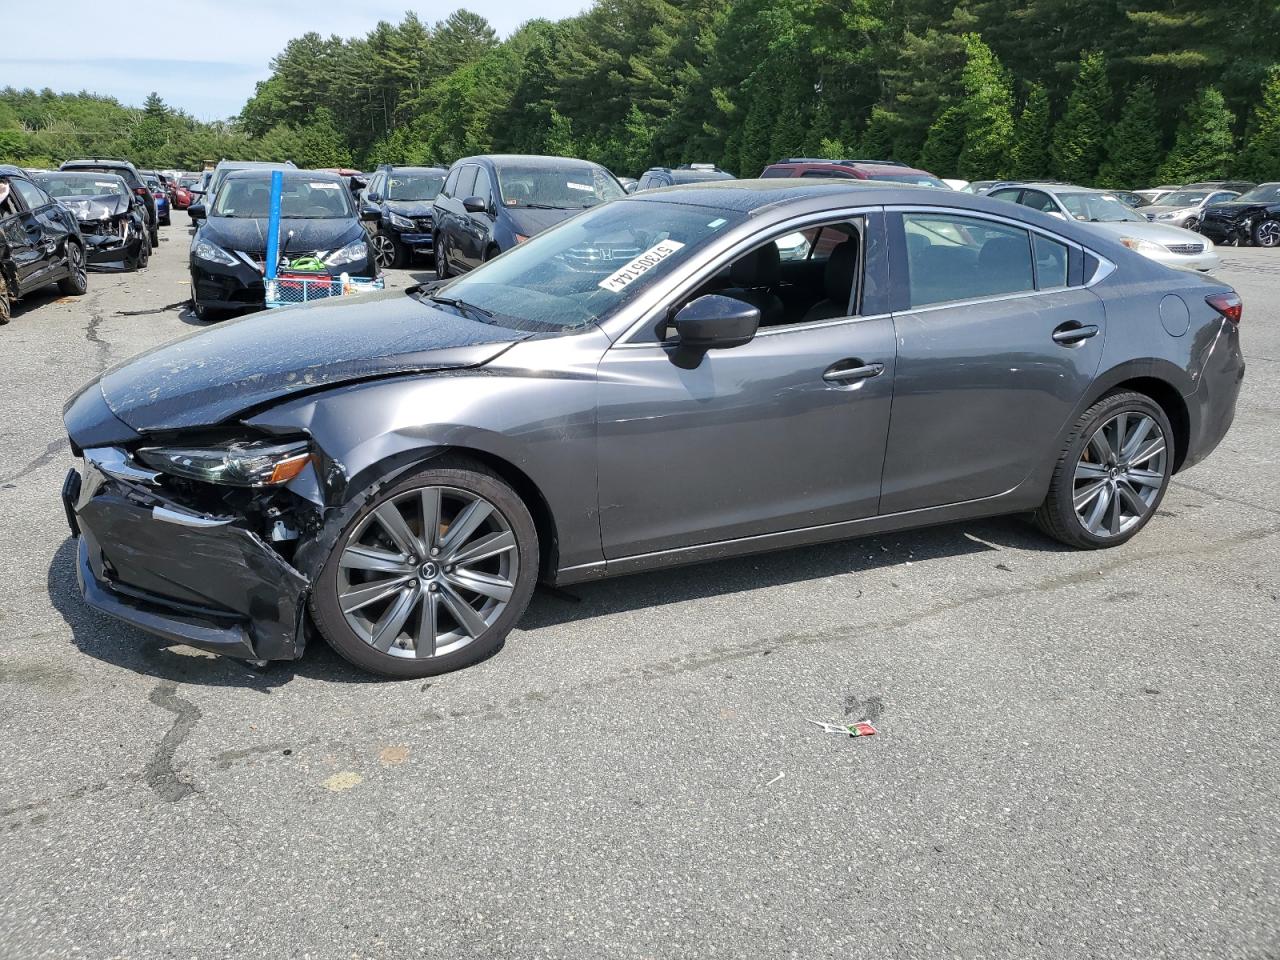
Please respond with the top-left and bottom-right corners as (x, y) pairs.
(955, 34), (1014, 179)
(1238, 66), (1280, 183)
(1009, 83), (1051, 180)
(1158, 86), (1235, 183)
(919, 106), (966, 175)
(1052, 50), (1110, 184)
(1098, 81), (1162, 187)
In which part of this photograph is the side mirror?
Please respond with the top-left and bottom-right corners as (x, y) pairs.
(188, 203), (206, 221)
(462, 195), (488, 214)
(360, 203), (380, 222)
(674, 294), (759, 352)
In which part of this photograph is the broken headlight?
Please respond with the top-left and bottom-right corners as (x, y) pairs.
(137, 439), (311, 487)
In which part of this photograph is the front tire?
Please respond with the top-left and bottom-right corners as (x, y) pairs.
(1252, 219), (1280, 248)
(311, 456), (539, 679)
(57, 241), (88, 296)
(1035, 391), (1173, 549)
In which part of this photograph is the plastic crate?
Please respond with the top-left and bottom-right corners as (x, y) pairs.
(264, 273), (384, 309)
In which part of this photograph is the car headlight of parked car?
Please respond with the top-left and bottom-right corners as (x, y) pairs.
(326, 240), (369, 266)
(387, 212), (415, 230)
(194, 239), (239, 267)
(1119, 237), (1168, 256)
(137, 438), (311, 487)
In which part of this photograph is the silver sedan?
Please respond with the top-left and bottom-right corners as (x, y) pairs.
(1141, 188), (1240, 230)
(989, 183), (1220, 272)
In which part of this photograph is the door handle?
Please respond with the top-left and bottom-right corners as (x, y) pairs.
(823, 360), (884, 384)
(1052, 322), (1099, 345)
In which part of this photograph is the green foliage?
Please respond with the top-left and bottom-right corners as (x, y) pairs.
(3, 1), (1279, 188)
(1158, 86), (1235, 183)
(1238, 66), (1280, 182)
(1098, 81), (1162, 187)
(1052, 50), (1111, 183)
(1009, 83), (1051, 180)
(955, 34), (1014, 179)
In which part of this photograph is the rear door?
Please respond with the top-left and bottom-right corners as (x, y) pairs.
(878, 208), (1107, 514)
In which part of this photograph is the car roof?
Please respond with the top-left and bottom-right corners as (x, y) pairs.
(61, 159), (137, 171)
(768, 159), (935, 176)
(382, 166), (448, 175)
(214, 159), (297, 170)
(0, 164), (33, 180)
(459, 154), (602, 170)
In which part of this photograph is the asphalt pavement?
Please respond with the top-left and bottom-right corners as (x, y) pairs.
(1, 215), (1277, 959)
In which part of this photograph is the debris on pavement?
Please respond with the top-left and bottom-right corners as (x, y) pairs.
(807, 719), (878, 738)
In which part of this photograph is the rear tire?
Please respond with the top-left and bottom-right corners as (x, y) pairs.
(1035, 391), (1173, 549)
(0, 282), (10, 325)
(57, 241), (88, 296)
(150, 226), (160, 247)
(310, 456), (539, 679)
(434, 236), (450, 280)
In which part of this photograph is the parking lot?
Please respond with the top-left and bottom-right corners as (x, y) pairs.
(1, 213), (1278, 958)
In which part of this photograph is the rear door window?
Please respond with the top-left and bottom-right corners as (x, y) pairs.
(901, 213), (1035, 308)
(1033, 233), (1069, 289)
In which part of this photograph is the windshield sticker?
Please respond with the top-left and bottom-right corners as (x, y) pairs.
(566, 182), (593, 192)
(707, 218), (727, 228)
(311, 182), (340, 190)
(597, 240), (685, 293)
(95, 181), (117, 188)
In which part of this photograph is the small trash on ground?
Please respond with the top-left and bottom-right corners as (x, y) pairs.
(807, 719), (878, 738)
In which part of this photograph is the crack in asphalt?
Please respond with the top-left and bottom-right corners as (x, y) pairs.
(84, 291), (111, 372)
(0, 437), (68, 486)
(1172, 478), (1280, 518)
(144, 682), (201, 802)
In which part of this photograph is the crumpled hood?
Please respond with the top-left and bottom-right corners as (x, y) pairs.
(58, 194), (129, 222)
(198, 216), (366, 255)
(503, 206), (579, 238)
(1203, 201), (1273, 219)
(96, 289), (530, 432)
(386, 200), (434, 218)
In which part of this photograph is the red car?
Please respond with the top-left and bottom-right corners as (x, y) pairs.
(171, 184), (193, 209)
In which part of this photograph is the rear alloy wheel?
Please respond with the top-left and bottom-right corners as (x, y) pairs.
(1035, 391), (1173, 549)
(1252, 219), (1280, 247)
(312, 458), (538, 678)
(57, 241), (88, 296)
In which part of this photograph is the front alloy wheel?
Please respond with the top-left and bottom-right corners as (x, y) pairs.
(57, 241), (88, 296)
(369, 232), (397, 269)
(312, 458), (538, 678)
(1252, 219), (1280, 247)
(1035, 391), (1173, 549)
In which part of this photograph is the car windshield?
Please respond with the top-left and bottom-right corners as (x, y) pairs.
(1234, 184), (1280, 203)
(425, 200), (743, 332)
(1058, 192), (1144, 223)
(495, 165), (625, 209)
(386, 173), (444, 201)
(868, 173), (949, 188)
(1161, 191), (1209, 206)
(213, 178), (353, 219)
(35, 173), (126, 198)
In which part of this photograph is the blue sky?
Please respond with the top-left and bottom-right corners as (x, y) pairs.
(0, 0), (591, 120)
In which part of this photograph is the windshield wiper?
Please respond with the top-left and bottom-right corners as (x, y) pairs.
(426, 294), (496, 323)
(518, 203), (566, 210)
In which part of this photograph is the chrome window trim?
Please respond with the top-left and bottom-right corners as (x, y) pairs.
(612, 205), (879, 346)
(607, 312), (893, 351)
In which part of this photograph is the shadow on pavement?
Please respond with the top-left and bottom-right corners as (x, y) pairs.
(48, 514), (1062, 688)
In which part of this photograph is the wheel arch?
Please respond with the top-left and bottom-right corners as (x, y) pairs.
(1081, 366), (1192, 473)
(343, 444), (561, 582)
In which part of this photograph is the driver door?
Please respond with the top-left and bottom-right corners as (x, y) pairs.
(595, 213), (897, 560)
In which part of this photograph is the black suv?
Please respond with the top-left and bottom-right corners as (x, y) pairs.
(360, 165), (448, 268)
(634, 164), (735, 191)
(432, 154), (625, 278)
(60, 159), (159, 246)
(0, 165), (89, 323)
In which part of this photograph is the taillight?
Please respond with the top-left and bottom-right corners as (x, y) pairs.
(1206, 292), (1242, 324)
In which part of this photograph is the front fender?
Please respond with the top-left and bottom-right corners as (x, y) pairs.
(245, 329), (611, 572)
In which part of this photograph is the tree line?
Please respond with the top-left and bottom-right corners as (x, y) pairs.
(4, 0), (1280, 186)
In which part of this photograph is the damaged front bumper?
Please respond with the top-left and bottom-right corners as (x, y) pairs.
(63, 447), (310, 661)
(78, 220), (145, 266)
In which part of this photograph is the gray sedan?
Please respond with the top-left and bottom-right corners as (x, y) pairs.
(989, 183), (1221, 272)
(61, 181), (1245, 677)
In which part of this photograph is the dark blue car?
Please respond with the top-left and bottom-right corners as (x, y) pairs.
(143, 174), (170, 227)
(360, 165), (447, 268)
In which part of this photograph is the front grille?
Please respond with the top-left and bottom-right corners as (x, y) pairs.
(413, 217), (433, 232)
(1166, 243), (1204, 255)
